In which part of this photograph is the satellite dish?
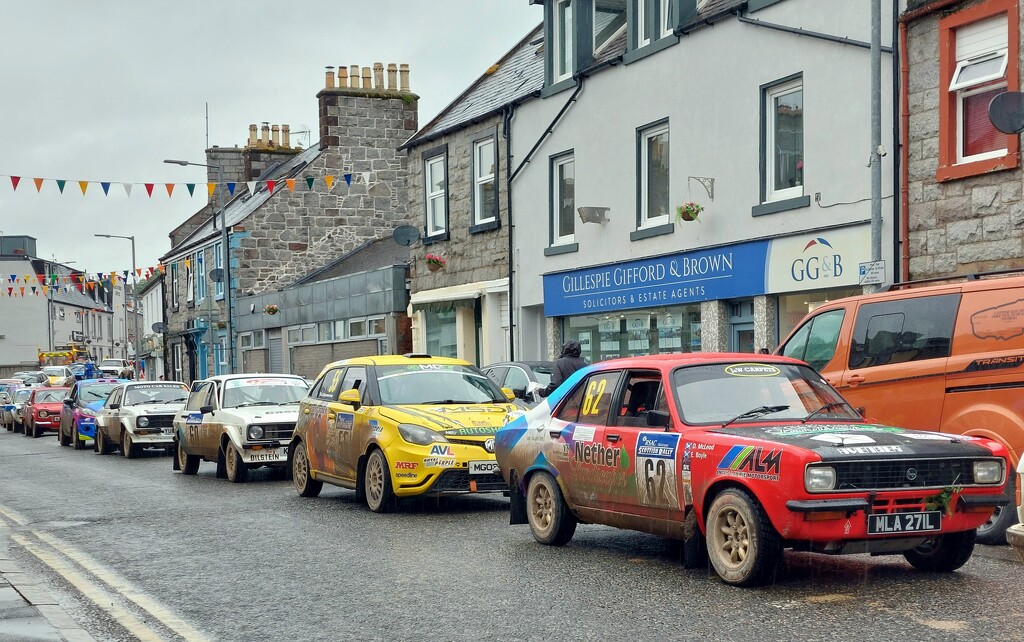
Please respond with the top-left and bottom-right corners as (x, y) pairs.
(152, 322), (167, 333)
(988, 91), (1024, 134)
(209, 268), (225, 283)
(392, 225), (421, 247)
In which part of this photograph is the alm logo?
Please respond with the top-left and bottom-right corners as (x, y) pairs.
(792, 237), (843, 282)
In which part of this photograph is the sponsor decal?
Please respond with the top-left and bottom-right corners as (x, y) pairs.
(572, 425), (596, 443)
(129, 383), (187, 390)
(336, 413), (354, 432)
(395, 472), (418, 479)
(762, 424), (900, 437)
(395, 461), (417, 470)
(444, 427), (498, 436)
(368, 420), (382, 437)
(235, 378), (307, 387)
(430, 405), (508, 414)
(469, 461), (500, 475)
(810, 433), (877, 445)
(429, 444), (453, 456)
(898, 432), (956, 441)
(963, 354), (1024, 372)
(549, 442), (570, 463)
(185, 412), (203, 425)
(244, 448), (285, 463)
(635, 433), (681, 509)
(835, 445), (904, 455)
(422, 457), (456, 468)
(970, 299), (1024, 341)
(723, 363), (781, 377)
(716, 444), (782, 481)
(574, 442), (627, 469)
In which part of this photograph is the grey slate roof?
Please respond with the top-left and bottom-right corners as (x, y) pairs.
(402, 24), (545, 149)
(161, 143), (323, 261)
(291, 237), (410, 286)
(51, 262), (107, 309)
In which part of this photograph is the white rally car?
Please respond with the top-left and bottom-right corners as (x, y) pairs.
(172, 374), (309, 483)
(95, 381), (190, 457)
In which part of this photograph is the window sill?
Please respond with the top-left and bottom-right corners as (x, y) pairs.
(751, 195), (811, 217)
(623, 35), (679, 65)
(541, 77), (577, 98)
(544, 243), (579, 256)
(422, 231), (450, 246)
(469, 220), (500, 234)
(629, 223), (675, 241)
(936, 152), (1019, 182)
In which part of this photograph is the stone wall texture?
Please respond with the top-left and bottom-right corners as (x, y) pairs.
(906, 7), (1024, 279)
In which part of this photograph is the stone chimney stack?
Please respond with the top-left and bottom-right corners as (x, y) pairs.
(248, 124), (258, 147)
(282, 125), (290, 148)
(260, 123), (270, 146)
(271, 124), (280, 147)
(317, 61), (419, 152)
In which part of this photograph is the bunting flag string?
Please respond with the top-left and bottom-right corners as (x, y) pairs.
(0, 263), (172, 298)
(0, 173), (371, 198)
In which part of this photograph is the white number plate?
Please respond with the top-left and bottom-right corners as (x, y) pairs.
(469, 460), (500, 475)
(867, 511), (942, 535)
(244, 448), (287, 463)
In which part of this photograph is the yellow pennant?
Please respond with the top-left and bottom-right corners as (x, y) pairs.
(79, 181), (89, 195)
(325, 175), (334, 190)
(207, 183), (216, 198)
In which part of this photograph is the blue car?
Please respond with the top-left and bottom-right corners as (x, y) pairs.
(58, 378), (129, 450)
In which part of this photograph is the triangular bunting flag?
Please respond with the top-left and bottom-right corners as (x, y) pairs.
(136, 268), (143, 277)
(19, 287), (24, 296)
(184, 259), (191, 269)
(79, 181), (89, 195)
(101, 182), (110, 195)
(122, 270), (128, 279)
(10, 176), (20, 190)
(286, 178), (295, 192)
(305, 177), (315, 190)
(56, 180), (66, 193)
(123, 183), (133, 197)
(267, 180), (276, 194)
(37, 274), (44, 284)
(362, 172), (371, 184)
(246, 181), (257, 194)
(165, 183), (175, 197)
(207, 183), (216, 198)
(6, 288), (11, 296)
(9, 275), (15, 283)
(31, 286), (36, 295)
(42, 285), (48, 296)
(325, 176), (335, 190)
(227, 183), (236, 196)
(344, 173), (352, 186)
(186, 183), (196, 197)
(34, 178), (44, 192)
(144, 183), (154, 197)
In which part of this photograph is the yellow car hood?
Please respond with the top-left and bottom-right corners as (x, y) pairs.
(379, 403), (521, 436)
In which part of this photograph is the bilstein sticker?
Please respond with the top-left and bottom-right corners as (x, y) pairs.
(724, 363), (781, 377)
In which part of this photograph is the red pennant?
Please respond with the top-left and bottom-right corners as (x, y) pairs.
(10, 176), (20, 190)
(267, 180), (276, 194)
(144, 183), (155, 197)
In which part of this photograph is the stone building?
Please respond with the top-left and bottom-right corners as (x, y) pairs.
(161, 64), (419, 384)
(400, 26), (543, 365)
(902, 0), (1024, 278)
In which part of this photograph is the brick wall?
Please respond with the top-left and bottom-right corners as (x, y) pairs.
(242, 349), (267, 373)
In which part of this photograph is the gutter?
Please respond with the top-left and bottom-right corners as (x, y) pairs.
(736, 14), (893, 53)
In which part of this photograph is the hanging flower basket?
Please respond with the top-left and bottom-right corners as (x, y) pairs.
(425, 253), (446, 273)
(264, 304), (280, 315)
(676, 202), (704, 223)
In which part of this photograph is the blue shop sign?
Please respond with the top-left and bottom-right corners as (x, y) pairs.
(543, 240), (769, 317)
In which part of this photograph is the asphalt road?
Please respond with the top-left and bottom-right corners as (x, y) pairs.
(1, 429), (1022, 642)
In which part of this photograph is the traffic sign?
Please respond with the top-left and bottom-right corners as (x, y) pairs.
(858, 260), (885, 286)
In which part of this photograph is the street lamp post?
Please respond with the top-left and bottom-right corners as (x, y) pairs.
(164, 159), (234, 375)
(94, 234), (140, 379)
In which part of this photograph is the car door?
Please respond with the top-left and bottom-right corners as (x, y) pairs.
(181, 382), (214, 457)
(304, 367), (345, 476)
(502, 366), (532, 401)
(332, 366), (369, 482)
(96, 387), (121, 441)
(550, 370), (622, 509)
(61, 383), (79, 436)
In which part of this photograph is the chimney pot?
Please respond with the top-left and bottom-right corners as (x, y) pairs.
(399, 64), (410, 91)
(349, 65), (359, 88)
(324, 66), (335, 89)
(248, 124), (258, 147)
(387, 64), (398, 90)
(271, 124), (280, 147)
(282, 124), (290, 148)
(338, 66), (348, 86)
(261, 122), (270, 146)
(361, 66), (372, 90)
(373, 63), (384, 90)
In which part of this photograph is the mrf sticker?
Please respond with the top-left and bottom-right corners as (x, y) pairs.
(635, 432), (681, 509)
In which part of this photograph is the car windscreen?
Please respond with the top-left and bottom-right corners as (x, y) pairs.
(79, 384), (120, 403)
(671, 362), (859, 425)
(124, 383), (189, 406)
(14, 389), (32, 402)
(34, 390), (67, 403)
(41, 367), (67, 377)
(99, 360), (124, 368)
(376, 364), (507, 405)
(222, 378), (309, 408)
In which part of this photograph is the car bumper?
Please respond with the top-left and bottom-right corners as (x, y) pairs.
(32, 419), (59, 433)
(128, 430), (175, 446)
(386, 443), (505, 497)
(77, 419), (97, 439)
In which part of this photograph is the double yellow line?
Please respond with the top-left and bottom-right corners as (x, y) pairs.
(0, 504), (209, 642)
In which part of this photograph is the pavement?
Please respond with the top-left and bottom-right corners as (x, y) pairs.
(0, 523), (95, 642)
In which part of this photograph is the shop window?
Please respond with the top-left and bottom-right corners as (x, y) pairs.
(937, 3), (1018, 181)
(781, 309), (845, 371)
(563, 305), (701, 363)
(848, 295), (960, 370)
(425, 308), (458, 358)
(763, 76), (804, 204)
(638, 120), (670, 228)
(550, 153), (576, 247)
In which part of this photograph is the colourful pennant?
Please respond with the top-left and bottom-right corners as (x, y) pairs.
(144, 183), (154, 197)
(286, 178), (295, 192)
(79, 181), (88, 195)
(325, 176), (335, 190)
(344, 173), (352, 186)
(101, 182), (110, 195)
(186, 183), (196, 196)
(227, 183), (236, 196)
(165, 183), (175, 197)
(246, 181), (257, 194)
(56, 180), (66, 193)
(34, 178), (44, 192)
(207, 183), (216, 198)
(10, 176), (20, 190)
(305, 177), (314, 190)
(267, 180), (276, 194)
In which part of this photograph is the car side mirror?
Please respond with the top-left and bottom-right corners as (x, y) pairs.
(646, 409), (671, 429)
(338, 388), (361, 410)
(501, 387), (516, 401)
(63, 398), (73, 407)
(200, 405), (213, 415)
(109, 403), (120, 410)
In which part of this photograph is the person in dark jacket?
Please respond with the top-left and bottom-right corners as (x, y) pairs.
(538, 340), (587, 398)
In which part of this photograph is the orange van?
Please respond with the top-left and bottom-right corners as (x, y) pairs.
(777, 271), (1024, 544)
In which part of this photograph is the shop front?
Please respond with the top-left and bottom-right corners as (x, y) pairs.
(410, 278), (509, 366)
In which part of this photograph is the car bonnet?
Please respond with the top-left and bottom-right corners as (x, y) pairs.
(380, 403), (520, 435)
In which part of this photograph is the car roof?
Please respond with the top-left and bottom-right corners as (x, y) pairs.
(319, 355), (473, 370)
(586, 352), (808, 370)
(485, 361), (555, 368)
(80, 379), (129, 385)
(124, 380), (186, 386)
(196, 374), (306, 383)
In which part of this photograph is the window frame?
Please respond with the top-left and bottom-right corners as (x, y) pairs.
(594, 0), (628, 54)
(763, 76), (804, 204)
(422, 145), (449, 242)
(553, 0), (575, 83)
(185, 258), (195, 305)
(213, 241), (224, 299)
(470, 132), (499, 229)
(937, 0), (1020, 182)
(637, 119), (671, 229)
(170, 263), (179, 309)
(195, 250), (207, 301)
(550, 151), (576, 247)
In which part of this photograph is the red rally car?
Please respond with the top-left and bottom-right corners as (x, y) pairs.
(24, 386), (70, 438)
(494, 353), (1010, 587)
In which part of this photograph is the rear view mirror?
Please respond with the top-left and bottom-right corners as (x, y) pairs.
(338, 388), (361, 410)
(646, 410), (671, 428)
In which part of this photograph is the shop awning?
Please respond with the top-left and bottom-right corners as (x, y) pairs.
(409, 278), (507, 312)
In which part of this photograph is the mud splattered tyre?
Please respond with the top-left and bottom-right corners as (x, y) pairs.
(292, 442), (322, 498)
(96, 430), (111, 455)
(224, 442), (249, 483)
(903, 529), (976, 572)
(122, 431), (140, 459)
(72, 422), (84, 451)
(363, 448), (395, 513)
(706, 488), (782, 587)
(177, 440), (200, 475)
(526, 472), (577, 546)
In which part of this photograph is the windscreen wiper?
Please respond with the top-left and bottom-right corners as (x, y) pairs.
(721, 405), (790, 427)
(802, 401), (849, 423)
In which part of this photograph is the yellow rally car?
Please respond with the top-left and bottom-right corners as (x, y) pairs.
(289, 354), (522, 512)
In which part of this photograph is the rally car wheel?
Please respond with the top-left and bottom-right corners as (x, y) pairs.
(122, 431), (140, 459)
(14, 420), (23, 434)
(59, 423), (70, 447)
(31, 421), (42, 438)
(903, 529), (976, 572)
(976, 474), (1016, 545)
(292, 442), (322, 498)
(526, 472), (577, 546)
(96, 431), (111, 455)
(72, 422), (84, 451)
(364, 449), (395, 513)
(224, 442), (249, 483)
(706, 488), (782, 587)
(177, 440), (200, 475)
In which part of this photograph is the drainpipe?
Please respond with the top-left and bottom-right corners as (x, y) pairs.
(892, 0), (903, 283)
(503, 104), (516, 360)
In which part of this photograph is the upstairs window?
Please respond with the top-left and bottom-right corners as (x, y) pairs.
(639, 120), (670, 227)
(551, 153), (576, 246)
(213, 241), (224, 297)
(195, 250), (207, 301)
(595, 0), (627, 53)
(554, 0), (574, 82)
(423, 148), (448, 239)
(170, 263), (179, 308)
(764, 77), (804, 203)
(472, 136), (498, 226)
(660, 0), (674, 38)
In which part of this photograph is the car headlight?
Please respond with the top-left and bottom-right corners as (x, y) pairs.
(137, 416), (150, 428)
(247, 425), (265, 440)
(397, 423), (447, 446)
(38, 410), (48, 418)
(80, 408), (97, 418)
(805, 466), (837, 492)
(973, 460), (1003, 484)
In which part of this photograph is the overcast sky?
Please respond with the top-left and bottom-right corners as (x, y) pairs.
(0, 1), (540, 276)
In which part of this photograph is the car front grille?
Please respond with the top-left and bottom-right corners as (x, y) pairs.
(446, 437), (489, 449)
(262, 423), (294, 441)
(144, 415), (174, 429)
(429, 469), (507, 493)
(831, 458), (977, 491)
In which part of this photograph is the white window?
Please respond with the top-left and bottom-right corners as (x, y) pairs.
(173, 343), (183, 381)
(554, 0), (574, 81)
(639, 121), (670, 227)
(368, 316), (386, 337)
(170, 263), (179, 308)
(552, 154), (575, 245)
(251, 329), (265, 348)
(287, 324), (316, 345)
(185, 258), (195, 304)
(217, 337), (227, 375)
(637, 0), (651, 47)
(318, 322), (334, 342)
(473, 138), (497, 225)
(424, 155), (447, 236)
(765, 78), (804, 202)
(348, 318), (367, 339)
(595, 0), (627, 53)
(213, 241), (224, 297)
(240, 329), (264, 350)
(98, 314), (103, 339)
(240, 333), (253, 349)
(660, 0), (674, 38)
(951, 15), (1009, 163)
(195, 250), (207, 301)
